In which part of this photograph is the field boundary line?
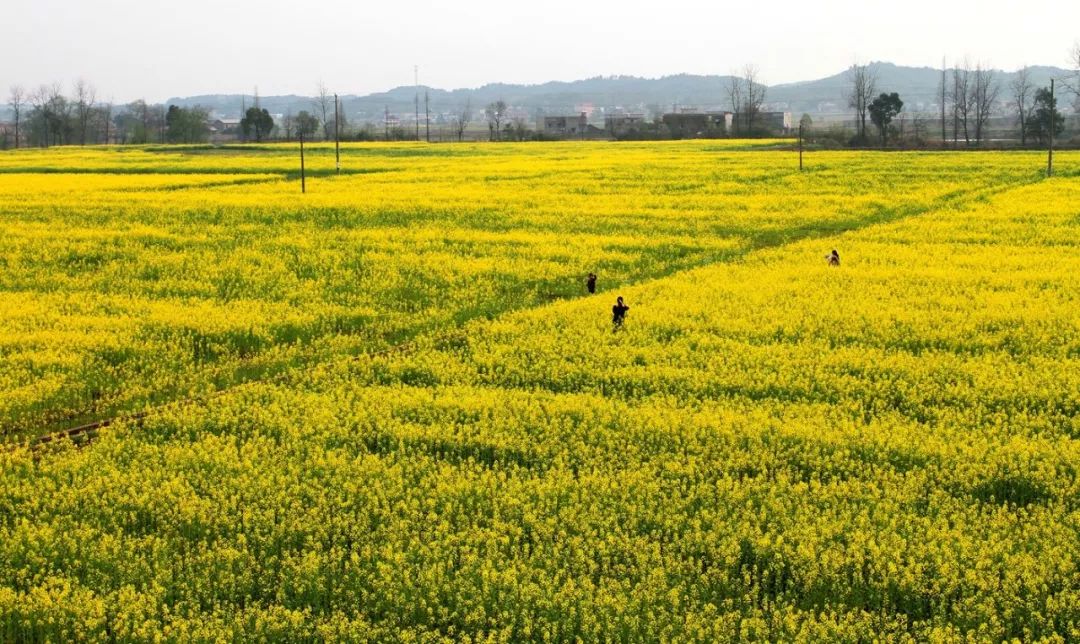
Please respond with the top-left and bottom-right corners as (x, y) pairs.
(10, 332), (464, 456)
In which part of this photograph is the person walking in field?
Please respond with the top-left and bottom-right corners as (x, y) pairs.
(612, 296), (629, 331)
(586, 272), (597, 294)
(826, 249), (840, 266)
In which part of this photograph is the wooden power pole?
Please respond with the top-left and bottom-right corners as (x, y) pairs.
(299, 132), (306, 193)
(334, 93), (341, 174)
(798, 123), (804, 171)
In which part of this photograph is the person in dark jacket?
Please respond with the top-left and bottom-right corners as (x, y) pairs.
(612, 296), (629, 331)
(586, 273), (597, 294)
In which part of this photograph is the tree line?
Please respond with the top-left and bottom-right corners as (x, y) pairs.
(0, 81), (383, 149)
(841, 47), (1078, 148)
(3, 81), (204, 148)
(5, 49), (1078, 149)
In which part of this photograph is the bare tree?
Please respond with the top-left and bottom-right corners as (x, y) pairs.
(282, 110), (294, 142)
(910, 112), (928, 147)
(725, 72), (742, 135)
(1009, 66), (1034, 146)
(510, 117), (529, 141)
(485, 100), (507, 141)
(314, 81), (332, 141)
(970, 63), (999, 146)
(8, 86), (25, 149)
(100, 102), (113, 145)
(50, 84), (72, 145)
(1070, 41), (1080, 111)
(742, 64), (766, 133)
(424, 90), (430, 143)
(31, 83), (68, 147)
(30, 86), (51, 147)
(846, 62), (877, 142)
(129, 99), (152, 144)
(454, 100), (472, 142)
(73, 79), (97, 145)
(951, 61), (972, 145)
(938, 57), (947, 146)
(336, 95), (349, 141)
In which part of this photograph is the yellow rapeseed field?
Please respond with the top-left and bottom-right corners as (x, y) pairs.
(1, 142), (1078, 641)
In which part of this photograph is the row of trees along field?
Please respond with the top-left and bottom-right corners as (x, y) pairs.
(3, 45), (1079, 149)
(842, 57), (1075, 148)
(0, 81), (351, 148)
(3, 81), (202, 148)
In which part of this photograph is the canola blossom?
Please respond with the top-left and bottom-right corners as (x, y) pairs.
(0, 143), (1079, 641)
(0, 144), (1048, 435)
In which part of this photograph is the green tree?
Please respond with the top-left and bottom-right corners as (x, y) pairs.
(241, 107), (274, 143)
(868, 92), (903, 145)
(165, 105), (209, 143)
(294, 110), (319, 139)
(1025, 87), (1065, 146)
(165, 105), (184, 143)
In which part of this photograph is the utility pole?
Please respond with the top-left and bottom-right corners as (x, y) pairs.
(299, 131), (306, 193)
(1048, 78), (1055, 177)
(334, 93), (341, 174)
(425, 90), (430, 143)
(414, 65), (420, 141)
(798, 123), (804, 171)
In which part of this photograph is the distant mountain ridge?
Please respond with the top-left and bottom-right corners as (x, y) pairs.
(157, 62), (1074, 121)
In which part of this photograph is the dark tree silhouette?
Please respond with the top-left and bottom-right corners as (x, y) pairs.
(241, 107), (274, 143)
(1025, 87), (1064, 146)
(869, 92), (903, 145)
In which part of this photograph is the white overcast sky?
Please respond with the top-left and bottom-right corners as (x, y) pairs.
(4, 0), (1079, 102)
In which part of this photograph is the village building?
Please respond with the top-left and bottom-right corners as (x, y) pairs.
(759, 111), (793, 134)
(661, 111), (733, 136)
(539, 113), (588, 138)
(604, 113), (647, 135)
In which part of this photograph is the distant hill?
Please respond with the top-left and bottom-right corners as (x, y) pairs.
(169, 62), (1074, 124)
(6, 62), (1071, 124)
(167, 75), (752, 121)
